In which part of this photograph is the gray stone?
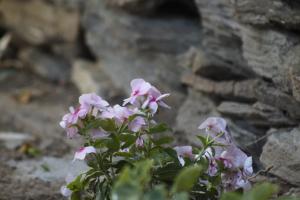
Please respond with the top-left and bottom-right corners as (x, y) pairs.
(104, 0), (166, 14)
(0, 132), (35, 150)
(255, 81), (300, 119)
(175, 90), (218, 146)
(8, 156), (88, 182)
(19, 48), (71, 82)
(217, 101), (296, 128)
(195, 0), (254, 79)
(180, 48), (250, 80)
(0, 0), (79, 45)
(233, 0), (300, 29)
(260, 127), (300, 186)
(181, 74), (257, 101)
(82, 0), (201, 94)
(71, 60), (121, 99)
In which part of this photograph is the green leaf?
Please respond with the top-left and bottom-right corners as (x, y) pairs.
(197, 135), (208, 146)
(119, 133), (137, 148)
(70, 192), (81, 200)
(155, 162), (182, 182)
(173, 192), (189, 200)
(149, 123), (170, 134)
(114, 151), (133, 158)
(152, 136), (173, 146)
(103, 134), (120, 151)
(163, 148), (178, 161)
(144, 185), (167, 200)
(112, 183), (141, 200)
(119, 133), (136, 142)
(277, 197), (300, 200)
(243, 182), (278, 200)
(221, 192), (242, 200)
(112, 160), (154, 200)
(67, 174), (83, 191)
(97, 119), (117, 132)
(172, 165), (203, 193)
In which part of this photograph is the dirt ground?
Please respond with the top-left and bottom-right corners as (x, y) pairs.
(0, 68), (80, 200)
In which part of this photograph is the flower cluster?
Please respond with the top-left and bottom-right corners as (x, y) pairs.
(59, 78), (253, 200)
(175, 117), (253, 191)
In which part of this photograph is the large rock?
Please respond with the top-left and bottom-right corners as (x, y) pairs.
(82, 0), (201, 94)
(233, 0), (300, 29)
(217, 101), (296, 128)
(19, 48), (71, 83)
(0, 0), (79, 45)
(260, 127), (300, 186)
(71, 60), (122, 100)
(194, 0), (300, 93)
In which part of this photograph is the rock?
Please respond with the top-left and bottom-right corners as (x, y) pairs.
(181, 73), (257, 101)
(286, 45), (300, 102)
(240, 26), (299, 92)
(104, 0), (166, 14)
(260, 127), (300, 186)
(0, 163), (62, 200)
(175, 90), (218, 145)
(233, 0), (300, 29)
(0, 0), (79, 45)
(19, 48), (71, 83)
(71, 60), (122, 99)
(82, 0), (201, 95)
(8, 156), (88, 182)
(194, 0), (300, 93)
(179, 47), (251, 80)
(0, 132), (35, 150)
(194, 0), (253, 78)
(217, 101), (296, 128)
(255, 81), (300, 119)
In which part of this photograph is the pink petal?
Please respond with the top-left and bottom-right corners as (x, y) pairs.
(149, 102), (158, 114)
(74, 146), (96, 161)
(156, 93), (170, 101)
(60, 185), (72, 197)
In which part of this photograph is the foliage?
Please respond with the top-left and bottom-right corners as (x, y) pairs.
(59, 79), (299, 200)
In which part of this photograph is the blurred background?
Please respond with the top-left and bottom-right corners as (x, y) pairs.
(0, 0), (300, 199)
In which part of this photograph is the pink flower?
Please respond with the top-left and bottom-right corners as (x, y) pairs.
(208, 159), (218, 176)
(220, 146), (250, 170)
(60, 185), (72, 197)
(243, 157), (253, 176)
(91, 129), (109, 139)
(102, 105), (133, 124)
(74, 146), (96, 161)
(129, 116), (146, 132)
(135, 137), (144, 148)
(198, 117), (227, 134)
(222, 171), (251, 191)
(174, 146), (194, 166)
(60, 173), (75, 197)
(60, 106), (86, 138)
(60, 106), (87, 128)
(123, 79), (152, 106)
(142, 86), (170, 114)
(79, 93), (109, 111)
(198, 117), (232, 144)
(65, 126), (79, 139)
(102, 105), (145, 131)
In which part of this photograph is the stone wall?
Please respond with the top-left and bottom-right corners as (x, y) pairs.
(1, 0), (300, 189)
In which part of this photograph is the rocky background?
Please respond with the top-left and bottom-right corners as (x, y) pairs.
(0, 0), (300, 199)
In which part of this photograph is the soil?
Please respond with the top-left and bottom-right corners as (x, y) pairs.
(0, 68), (79, 199)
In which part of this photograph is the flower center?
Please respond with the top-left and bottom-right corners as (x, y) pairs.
(78, 147), (85, 152)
